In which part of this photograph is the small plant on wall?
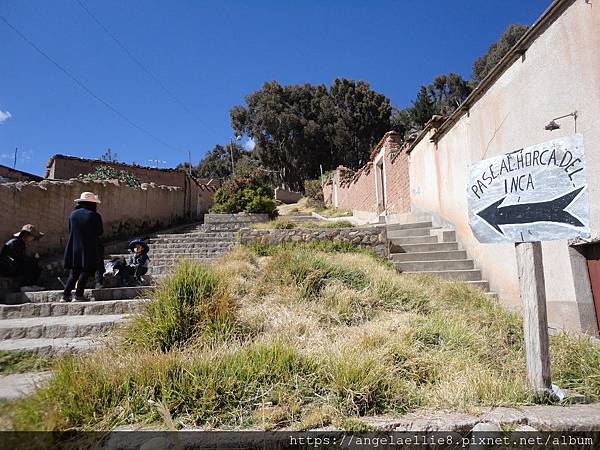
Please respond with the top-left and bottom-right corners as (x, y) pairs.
(78, 165), (142, 188)
(210, 168), (278, 218)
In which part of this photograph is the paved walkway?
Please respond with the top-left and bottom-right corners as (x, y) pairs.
(358, 404), (600, 431)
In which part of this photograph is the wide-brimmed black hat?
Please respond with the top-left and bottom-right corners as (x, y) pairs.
(128, 238), (149, 253)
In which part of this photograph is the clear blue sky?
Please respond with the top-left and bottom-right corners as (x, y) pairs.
(1, 0), (551, 176)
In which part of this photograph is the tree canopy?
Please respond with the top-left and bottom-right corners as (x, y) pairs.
(182, 24), (529, 189)
(177, 143), (260, 181)
(471, 24), (529, 85)
(230, 78), (392, 190)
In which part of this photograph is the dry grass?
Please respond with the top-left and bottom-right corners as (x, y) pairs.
(8, 245), (600, 431)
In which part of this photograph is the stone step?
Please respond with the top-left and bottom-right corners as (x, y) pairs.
(147, 261), (217, 274)
(0, 299), (148, 319)
(395, 259), (475, 272)
(387, 227), (439, 239)
(385, 221), (432, 231)
(0, 336), (101, 354)
(148, 242), (236, 248)
(390, 250), (467, 262)
(0, 371), (53, 400)
(465, 280), (490, 292)
(3, 286), (152, 305)
(402, 269), (482, 282)
(0, 314), (125, 340)
(110, 249), (232, 259)
(389, 235), (438, 245)
(152, 231), (223, 238)
(386, 227), (438, 237)
(148, 233), (237, 243)
(390, 242), (459, 253)
(148, 237), (237, 244)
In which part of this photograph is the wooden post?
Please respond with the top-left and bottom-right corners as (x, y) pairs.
(515, 241), (552, 398)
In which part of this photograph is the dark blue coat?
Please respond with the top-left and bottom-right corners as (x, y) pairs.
(63, 206), (104, 271)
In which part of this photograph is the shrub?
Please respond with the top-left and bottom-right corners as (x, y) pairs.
(78, 165), (141, 187)
(122, 261), (235, 351)
(304, 179), (325, 209)
(210, 169), (278, 218)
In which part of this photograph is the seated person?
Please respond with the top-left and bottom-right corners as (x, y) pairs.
(0, 224), (45, 292)
(107, 238), (150, 287)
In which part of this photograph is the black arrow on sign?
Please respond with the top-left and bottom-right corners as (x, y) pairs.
(477, 187), (585, 235)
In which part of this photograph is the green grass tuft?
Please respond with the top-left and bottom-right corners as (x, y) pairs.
(0, 352), (53, 375)
(121, 260), (235, 351)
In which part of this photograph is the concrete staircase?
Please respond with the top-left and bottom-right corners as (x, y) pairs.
(387, 220), (493, 293)
(0, 221), (239, 354)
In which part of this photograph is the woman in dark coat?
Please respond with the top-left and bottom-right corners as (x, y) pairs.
(62, 192), (103, 302)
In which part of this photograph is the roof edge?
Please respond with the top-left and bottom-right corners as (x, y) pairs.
(430, 0), (576, 142)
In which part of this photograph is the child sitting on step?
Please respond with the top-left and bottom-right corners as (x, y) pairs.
(107, 238), (150, 287)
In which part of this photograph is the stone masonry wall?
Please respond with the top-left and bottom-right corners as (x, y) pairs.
(0, 179), (201, 256)
(239, 226), (388, 256)
(203, 213), (270, 231)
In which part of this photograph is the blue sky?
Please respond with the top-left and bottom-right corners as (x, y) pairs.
(1, 0), (551, 176)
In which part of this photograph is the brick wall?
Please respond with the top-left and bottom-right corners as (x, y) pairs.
(323, 132), (410, 215)
(382, 136), (411, 215)
(0, 179), (209, 256)
(46, 155), (188, 188)
(333, 163), (377, 212)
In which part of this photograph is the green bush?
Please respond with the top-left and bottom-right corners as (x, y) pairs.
(210, 169), (278, 218)
(304, 179), (325, 209)
(78, 165), (141, 188)
(122, 261), (235, 351)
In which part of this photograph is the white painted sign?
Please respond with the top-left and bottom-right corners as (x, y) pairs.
(467, 134), (590, 243)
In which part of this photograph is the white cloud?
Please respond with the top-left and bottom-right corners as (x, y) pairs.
(243, 137), (256, 151)
(0, 110), (12, 124)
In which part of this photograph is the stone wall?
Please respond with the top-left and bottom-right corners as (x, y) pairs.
(203, 213), (270, 231)
(0, 179), (204, 256)
(239, 226), (388, 256)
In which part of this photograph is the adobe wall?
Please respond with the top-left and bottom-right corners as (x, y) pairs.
(408, 0), (600, 333)
(0, 165), (43, 183)
(46, 156), (188, 188)
(0, 179), (206, 257)
(274, 187), (303, 204)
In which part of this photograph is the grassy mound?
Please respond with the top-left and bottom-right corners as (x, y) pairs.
(8, 245), (600, 431)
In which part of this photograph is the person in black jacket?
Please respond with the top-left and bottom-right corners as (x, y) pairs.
(62, 192), (103, 302)
(111, 238), (150, 287)
(0, 224), (45, 291)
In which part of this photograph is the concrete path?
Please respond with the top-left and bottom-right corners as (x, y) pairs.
(0, 371), (52, 401)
